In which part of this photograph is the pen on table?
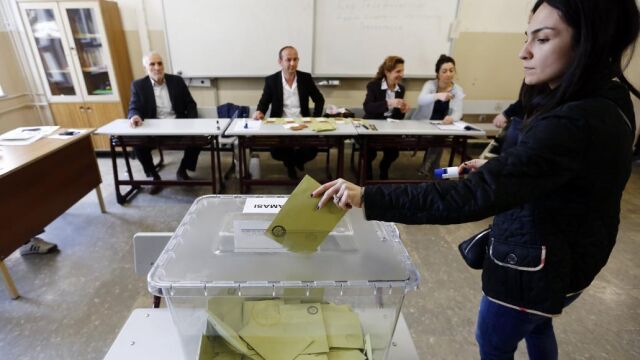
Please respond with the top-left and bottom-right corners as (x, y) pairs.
(216, 120), (220, 130)
(362, 124), (370, 130)
(21, 128), (41, 132)
(244, 119), (248, 129)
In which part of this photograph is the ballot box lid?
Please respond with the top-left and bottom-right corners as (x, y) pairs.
(148, 195), (419, 297)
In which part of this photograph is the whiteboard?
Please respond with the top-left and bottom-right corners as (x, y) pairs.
(162, 0), (314, 77)
(314, 0), (459, 77)
(162, 0), (459, 78)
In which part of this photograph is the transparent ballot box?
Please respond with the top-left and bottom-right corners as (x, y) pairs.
(148, 195), (420, 360)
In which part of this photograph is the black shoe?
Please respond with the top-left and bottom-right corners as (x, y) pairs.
(287, 166), (298, 180)
(176, 167), (191, 181)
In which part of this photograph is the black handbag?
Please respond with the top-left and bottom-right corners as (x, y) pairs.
(458, 227), (491, 269)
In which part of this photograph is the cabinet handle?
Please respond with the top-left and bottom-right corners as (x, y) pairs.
(79, 106), (85, 112)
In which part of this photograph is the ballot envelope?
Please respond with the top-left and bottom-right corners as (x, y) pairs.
(148, 195), (419, 360)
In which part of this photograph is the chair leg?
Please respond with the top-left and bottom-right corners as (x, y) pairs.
(153, 295), (162, 308)
(350, 141), (359, 175)
(325, 148), (332, 179)
(224, 144), (236, 180)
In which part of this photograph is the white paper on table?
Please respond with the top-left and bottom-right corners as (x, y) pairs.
(0, 126), (59, 140)
(233, 119), (262, 131)
(432, 121), (467, 131)
(0, 126), (59, 145)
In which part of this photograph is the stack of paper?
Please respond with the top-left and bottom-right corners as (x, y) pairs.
(0, 126), (59, 145)
(201, 298), (368, 360)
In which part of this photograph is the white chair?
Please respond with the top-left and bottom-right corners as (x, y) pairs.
(133, 232), (173, 307)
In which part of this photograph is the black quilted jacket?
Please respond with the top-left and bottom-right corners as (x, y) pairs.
(363, 80), (635, 315)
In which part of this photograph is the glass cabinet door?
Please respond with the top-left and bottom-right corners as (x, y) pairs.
(61, 3), (117, 100)
(20, 5), (81, 99)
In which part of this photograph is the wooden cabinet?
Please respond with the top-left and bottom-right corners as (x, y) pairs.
(49, 101), (122, 149)
(19, 0), (132, 150)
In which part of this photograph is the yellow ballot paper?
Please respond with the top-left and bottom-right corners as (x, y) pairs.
(198, 335), (242, 359)
(327, 350), (366, 360)
(206, 309), (262, 359)
(266, 175), (347, 252)
(321, 304), (364, 349)
(310, 122), (337, 132)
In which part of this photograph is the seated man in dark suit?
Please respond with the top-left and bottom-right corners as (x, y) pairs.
(253, 46), (325, 179)
(128, 52), (199, 194)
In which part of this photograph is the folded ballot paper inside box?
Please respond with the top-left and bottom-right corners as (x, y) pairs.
(147, 195), (419, 360)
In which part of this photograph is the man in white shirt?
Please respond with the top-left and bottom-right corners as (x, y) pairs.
(253, 46), (325, 179)
(128, 52), (199, 194)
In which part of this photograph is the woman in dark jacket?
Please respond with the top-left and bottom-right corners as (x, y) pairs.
(313, 0), (639, 358)
(362, 56), (410, 180)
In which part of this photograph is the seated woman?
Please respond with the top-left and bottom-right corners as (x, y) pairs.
(363, 56), (410, 180)
(412, 54), (465, 176)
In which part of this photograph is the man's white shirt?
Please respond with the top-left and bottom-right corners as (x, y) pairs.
(281, 71), (301, 118)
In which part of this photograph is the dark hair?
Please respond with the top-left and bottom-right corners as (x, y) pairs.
(435, 54), (456, 75)
(522, 0), (640, 119)
(374, 56), (404, 81)
(278, 46), (296, 60)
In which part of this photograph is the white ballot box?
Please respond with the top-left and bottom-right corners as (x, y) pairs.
(148, 195), (420, 360)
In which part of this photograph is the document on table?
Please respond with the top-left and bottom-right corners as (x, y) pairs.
(430, 121), (466, 131)
(0, 126), (59, 145)
(265, 175), (347, 253)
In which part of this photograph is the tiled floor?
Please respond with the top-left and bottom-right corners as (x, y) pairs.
(1, 148), (638, 359)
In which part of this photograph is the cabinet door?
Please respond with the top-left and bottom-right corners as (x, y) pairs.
(85, 102), (123, 150)
(49, 103), (90, 128)
(59, 2), (119, 102)
(19, 3), (83, 102)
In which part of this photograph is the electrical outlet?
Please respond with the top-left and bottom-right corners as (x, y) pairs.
(189, 78), (211, 87)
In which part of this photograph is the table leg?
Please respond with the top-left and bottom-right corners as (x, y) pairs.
(214, 137), (224, 192)
(337, 138), (344, 179)
(237, 138), (247, 193)
(210, 138), (217, 194)
(0, 260), (19, 300)
(359, 137), (368, 186)
(95, 185), (106, 213)
(109, 138), (125, 205)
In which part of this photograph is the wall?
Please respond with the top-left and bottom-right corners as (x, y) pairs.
(115, 0), (534, 110)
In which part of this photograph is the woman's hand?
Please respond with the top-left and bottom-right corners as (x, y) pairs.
(399, 100), (410, 114)
(459, 159), (487, 173)
(311, 178), (363, 210)
(436, 92), (453, 102)
(387, 98), (405, 109)
(442, 115), (454, 125)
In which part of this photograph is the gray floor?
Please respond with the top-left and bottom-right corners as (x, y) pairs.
(1, 147), (639, 359)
